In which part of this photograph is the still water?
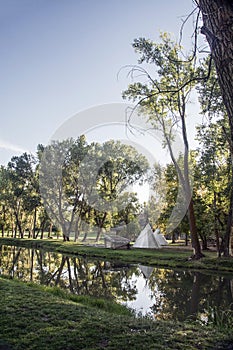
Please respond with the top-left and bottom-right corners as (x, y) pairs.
(0, 245), (232, 321)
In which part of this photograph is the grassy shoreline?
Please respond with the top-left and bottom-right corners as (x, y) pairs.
(1, 237), (233, 349)
(0, 237), (233, 274)
(0, 276), (232, 350)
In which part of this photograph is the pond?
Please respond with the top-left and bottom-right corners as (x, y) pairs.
(0, 244), (232, 321)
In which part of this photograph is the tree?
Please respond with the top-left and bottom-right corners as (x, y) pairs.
(115, 192), (141, 240)
(196, 0), (233, 255)
(149, 162), (190, 244)
(196, 57), (232, 256)
(39, 138), (148, 242)
(195, 119), (231, 255)
(39, 136), (90, 241)
(81, 140), (149, 241)
(0, 166), (12, 236)
(5, 153), (37, 238)
(123, 33), (203, 258)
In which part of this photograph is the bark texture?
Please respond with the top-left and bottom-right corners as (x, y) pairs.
(198, 0), (233, 256)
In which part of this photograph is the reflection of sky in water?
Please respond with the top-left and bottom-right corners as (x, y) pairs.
(121, 270), (162, 317)
(1, 245), (232, 321)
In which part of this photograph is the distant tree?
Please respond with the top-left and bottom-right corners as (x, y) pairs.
(115, 192), (141, 239)
(82, 140), (149, 241)
(0, 166), (12, 236)
(6, 153), (37, 238)
(39, 138), (148, 242)
(39, 136), (90, 241)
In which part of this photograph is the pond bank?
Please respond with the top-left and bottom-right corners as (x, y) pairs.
(0, 237), (233, 273)
(2, 244), (232, 319)
(0, 276), (232, 350)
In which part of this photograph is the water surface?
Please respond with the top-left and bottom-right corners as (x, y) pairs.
(0, 244), (232, 321)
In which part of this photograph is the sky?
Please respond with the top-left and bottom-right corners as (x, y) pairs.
(0, 0), (200, 166)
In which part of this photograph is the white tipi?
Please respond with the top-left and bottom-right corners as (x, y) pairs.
(139, 265), (154, 279)
(154, 228), (168, 246)
(133, 224), (161, 249)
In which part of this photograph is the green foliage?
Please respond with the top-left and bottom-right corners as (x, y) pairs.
(123, 33), (197, 119)
(196, 57), (226, 118)
(0, 137), (148, 242)
(148, 162), (190, 239)
(96, 140), (148, 200)
(198, 304), (233, 331)
(195, 77), (232, 252)
(0, 153), (43, 238)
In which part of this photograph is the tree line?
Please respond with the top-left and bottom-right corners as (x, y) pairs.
(0, 138), (150, 242)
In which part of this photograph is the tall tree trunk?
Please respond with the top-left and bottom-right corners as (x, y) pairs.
(180, 107), (203, 259)
(63, 234), (70, 242)
(165, 110), (203, 259)
(48, 223), (52, 238)
(224, 184), (233, 256)
(14, 210), (23, 239)
(171, 231), (176, 244)
(32, 207), (37, 239)
(96, 226), (103, 243)
(185, 229), (189, 246)
(95, 212), (107, 242)
(188, 199), (203, 258)
(40, 229), (44, 240)
(199, 0), (233, 256)
(74, 219), (81, 242)
(213, 192), (221, 257)
(1, 224), (4, 237)
(82, 231), (88, 242)
(1, 205), (6, 237)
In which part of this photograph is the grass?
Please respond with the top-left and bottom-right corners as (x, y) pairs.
(0, 276), (232, 350)
(0, 238), (233, 349)
(0, 237), (233, 274)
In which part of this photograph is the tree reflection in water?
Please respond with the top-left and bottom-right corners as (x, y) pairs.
(0, 244), (232, 321)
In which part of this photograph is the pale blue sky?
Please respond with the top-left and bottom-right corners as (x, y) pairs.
(0, 0), (198, 165)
